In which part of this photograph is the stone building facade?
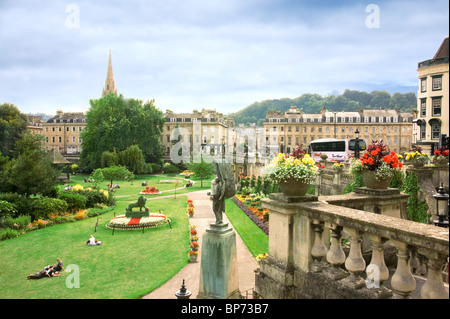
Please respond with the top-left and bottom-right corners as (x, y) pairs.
(162, 108), (235, 162)
(43, 110), (86, 154)
(413, 36), (449, 152)
(263, 105), (413, 155)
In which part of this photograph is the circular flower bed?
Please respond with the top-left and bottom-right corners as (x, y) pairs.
(106, 212), (170, 230)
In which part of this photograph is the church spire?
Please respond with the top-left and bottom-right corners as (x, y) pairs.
(102, 49), (118, 97)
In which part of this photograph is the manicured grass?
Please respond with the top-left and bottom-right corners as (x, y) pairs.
(0, 173), (213, 299)
(224, 198), (268, 258)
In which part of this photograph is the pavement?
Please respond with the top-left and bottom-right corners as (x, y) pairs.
(142, 189), (259, 299)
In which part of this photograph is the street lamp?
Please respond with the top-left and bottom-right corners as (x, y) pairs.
(354, 128), (360, 159)
(433, 183), (449, 228)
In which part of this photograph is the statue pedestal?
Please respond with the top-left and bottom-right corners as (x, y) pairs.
(197, 222), (241, 299)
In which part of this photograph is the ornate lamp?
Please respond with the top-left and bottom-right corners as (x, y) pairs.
(354, 128), (360, 159)
(433, 183), (449, 228)
(175, 279), (192, 299)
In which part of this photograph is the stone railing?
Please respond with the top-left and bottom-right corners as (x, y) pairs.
(255, 193), (449, 299)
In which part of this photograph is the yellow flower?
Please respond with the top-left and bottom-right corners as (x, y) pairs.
(72, 184), (84, 191)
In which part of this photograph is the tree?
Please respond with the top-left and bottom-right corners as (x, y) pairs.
(80, 95), (165, 172)
(188, 155), (215, 187)
(0, 103), (29, 157)
(92, 165), (134, 187)
(118, 144), (146, 174)
(101, 149), (119, 168)
(3, 131), (59, 196)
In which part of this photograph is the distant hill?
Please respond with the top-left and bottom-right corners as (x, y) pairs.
(228, 89), (417, 126)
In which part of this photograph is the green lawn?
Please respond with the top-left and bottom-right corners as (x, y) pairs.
(224, 199), (268, 258)
(0, 173), (209, 299)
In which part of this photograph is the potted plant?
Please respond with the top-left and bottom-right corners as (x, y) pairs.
(351, 140), (403, 189)
(405, 147), (430, 168)
(188, 250), (199, 262)
(264, 152), (319, 196)
(432, 146), (449, 166)
(332, 162), (345, 173)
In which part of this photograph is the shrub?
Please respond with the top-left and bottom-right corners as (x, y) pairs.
(0, 215), (31, 230)
(73, 189), (108, 208)
(163, 163), (180, 174)
(0, 193), (33, 217)
(150, 163), (162, 173)
(32, 197), (68, 220)
(58, 191), (87, 212)
(0, 200), (17, 219)
(73, 210), (87, 220)
(0, 228), (19, 241)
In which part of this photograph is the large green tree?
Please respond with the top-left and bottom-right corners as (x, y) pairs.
(80, 94), (165, 172)
(0, 103), (29, 157)
(2, 131), (59, 196)
(187, 155), (215, 187)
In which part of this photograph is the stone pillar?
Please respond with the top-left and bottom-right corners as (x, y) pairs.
(255, 193), (318, 299)
(197, 223), (241, 299)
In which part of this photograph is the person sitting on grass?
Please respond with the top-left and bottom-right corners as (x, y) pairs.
(53, 258), (65, 272)
(27, 265), (54, 279)
(86, 235), (96, 246)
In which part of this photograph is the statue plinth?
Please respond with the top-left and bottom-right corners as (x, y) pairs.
(197, 222), (241, 299)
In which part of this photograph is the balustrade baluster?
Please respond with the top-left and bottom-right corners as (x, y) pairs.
(418, 249), (449, 299)
(310, 219), (328, 272)
(366, 234), (389, 287)
(342, 227), (366, 289)
(324, 223), (348, 280)
(390, 240), (416, 298)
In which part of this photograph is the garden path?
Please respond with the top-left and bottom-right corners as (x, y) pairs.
(142, 189), (258, 299)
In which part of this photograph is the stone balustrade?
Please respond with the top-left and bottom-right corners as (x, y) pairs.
(255, 192), (449, 299)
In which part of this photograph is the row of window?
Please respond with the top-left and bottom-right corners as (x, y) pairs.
(418, 123), (441, 140)
(268, 125), (410, 134)
(45, 126), (83, 132)
(267, 116), (404, 123)
(46, 136), (82, 143)
(267, 135), (410, 146)
(420, 74), (443, 92)
(419, 96), (442, 117)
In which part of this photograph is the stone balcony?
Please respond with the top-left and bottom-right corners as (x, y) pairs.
(255, 191), (449, 299)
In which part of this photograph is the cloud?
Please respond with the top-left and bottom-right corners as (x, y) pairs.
(0, 0), (448, 116)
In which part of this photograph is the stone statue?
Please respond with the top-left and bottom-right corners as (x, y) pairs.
(208, 162), (235, 224)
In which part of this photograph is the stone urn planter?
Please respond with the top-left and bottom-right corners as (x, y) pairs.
(361, 170), (392, 189)
(189, 254), (198, 263)
(435, 157), (449, 167)
(279, 178), (310, 196)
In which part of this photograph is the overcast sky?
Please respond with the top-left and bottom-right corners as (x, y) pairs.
(0, 0), (448, 116)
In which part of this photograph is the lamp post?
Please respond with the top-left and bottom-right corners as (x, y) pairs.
(433, 183), (449, 228)
(354, 128), (360, 159)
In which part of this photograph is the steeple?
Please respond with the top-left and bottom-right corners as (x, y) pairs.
(102, 49), (118, 97)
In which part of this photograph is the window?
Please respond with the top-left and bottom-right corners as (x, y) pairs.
(364, 117), (369, 123)
(432, 123), (441, 139)
(72, 137), (75, 143)
(72, 127), (75, 131)
(288, 126), (292, 132)
(432, 75), (442, 91)
(311, 127), (314, 133)
(420, 125), (426, 140)
(420, 98), (426, 117)
(365, 127), (369, 133)
(296, 126), (299, 132)
(58, 137), (62, 143)
(432, 97), (442, 116)
(326, 127), (330, 133)
(52, 137), (55, 142)
(272, 126), (276, 132)
(421, 77), (427, 92)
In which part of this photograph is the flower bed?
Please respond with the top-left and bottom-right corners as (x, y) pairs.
(106, 212), (171, 230)
(232, 196), (269, 235)
(140, 186), (162, 195)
